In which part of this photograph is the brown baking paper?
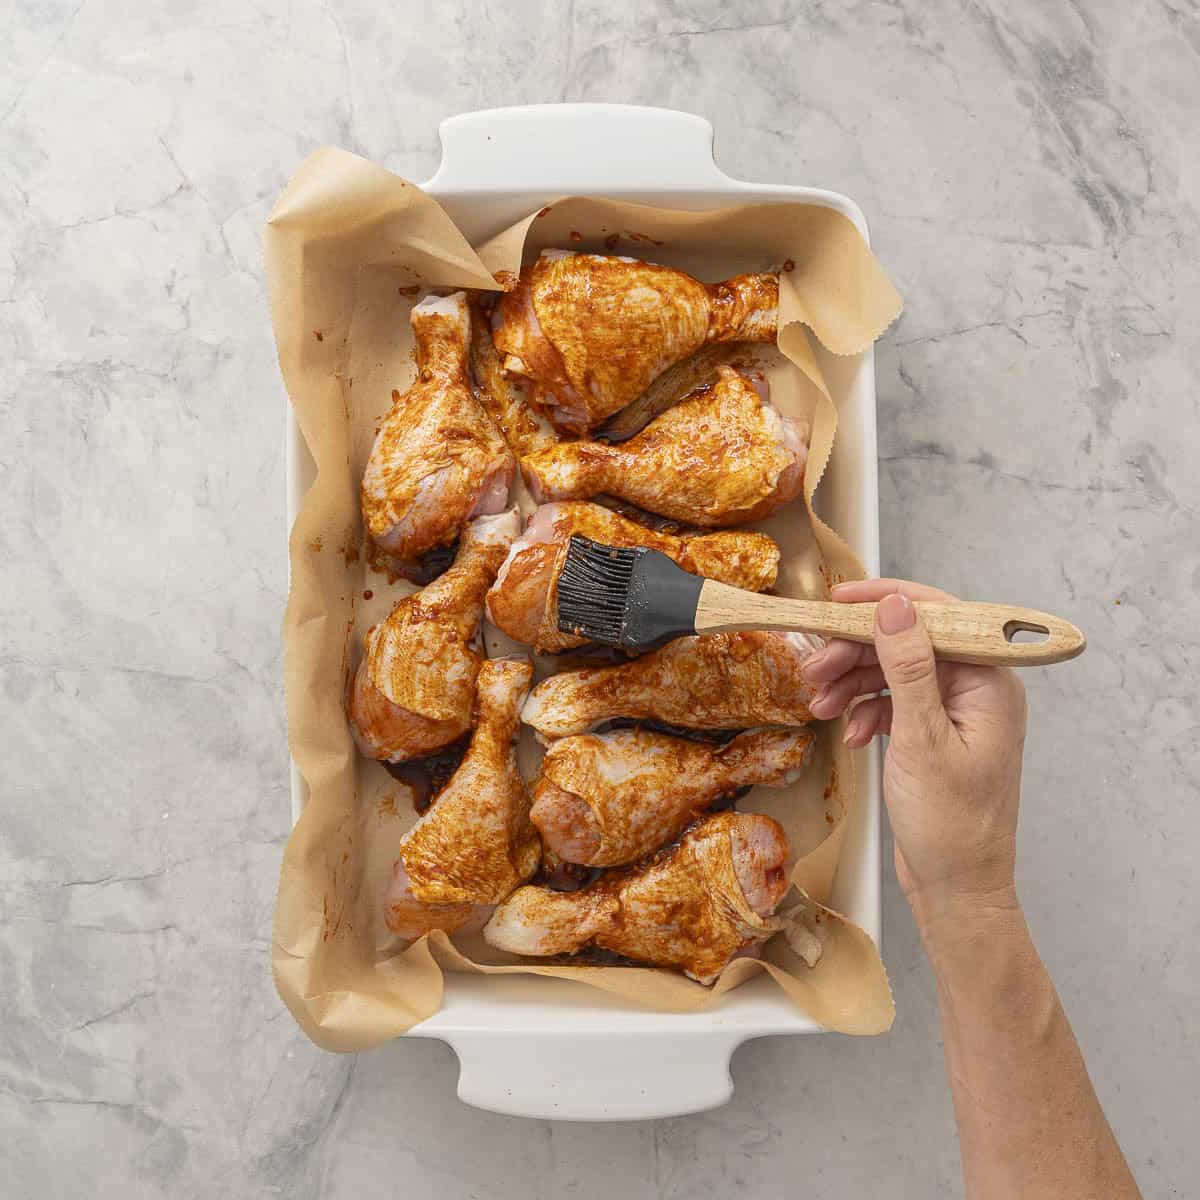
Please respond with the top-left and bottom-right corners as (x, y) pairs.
(267, 149), (902, 1051)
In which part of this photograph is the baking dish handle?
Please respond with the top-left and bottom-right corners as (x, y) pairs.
(445, 1031), (745, 1121)
(427, 103), (733, 193)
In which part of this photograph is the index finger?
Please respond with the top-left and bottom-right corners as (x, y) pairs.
(830, 577), (959, 604)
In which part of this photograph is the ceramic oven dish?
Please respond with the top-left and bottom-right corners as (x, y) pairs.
(285, 104), (882, 1121)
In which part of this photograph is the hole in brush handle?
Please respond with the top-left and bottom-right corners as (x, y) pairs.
(917, 602), (1086, 666)
(1003, 621), (1051, 644)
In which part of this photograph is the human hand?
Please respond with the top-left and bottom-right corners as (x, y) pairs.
(803, 579), (1028, 932)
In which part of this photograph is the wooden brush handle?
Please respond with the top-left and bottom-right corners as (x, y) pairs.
(694, 581), (1086, 667)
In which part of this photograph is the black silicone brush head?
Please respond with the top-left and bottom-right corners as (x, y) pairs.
(555, 535), (705, 649)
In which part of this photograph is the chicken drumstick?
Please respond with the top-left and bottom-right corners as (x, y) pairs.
(485, 501), (780, 653)
(494, 250), (779, 432)
(362, 292), (514, 560)
(520, 631), (823, 740)
(483, 811), (792, 983)
(385, 657), (540, 940)
(519, 367), (807, 528)
(349, 509), (518, 763)
(532, 726), (815, 867)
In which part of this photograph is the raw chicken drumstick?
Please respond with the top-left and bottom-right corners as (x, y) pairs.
(532, 726), (815, 867)
(385, 657), (540, 941)
(468, 294), (558, 458)
(349, 510), (518, 763)
(362, 291), (514, 560)
(485, 501), (780, 653)
(521, 631), (823, 740)
(494, 250), (779, 432)
(483, 811), (792, 983)
(519, 366), (807, 528)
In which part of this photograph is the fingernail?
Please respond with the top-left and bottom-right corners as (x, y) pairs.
(831, 582), (852, 596)
(877, 592), (915, 635)
(843, 713), (862, 744)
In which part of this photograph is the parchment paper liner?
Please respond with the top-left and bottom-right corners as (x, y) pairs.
(267, 148), (901, 1050)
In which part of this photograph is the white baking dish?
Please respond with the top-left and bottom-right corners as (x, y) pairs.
(285, 104), (882, 1121)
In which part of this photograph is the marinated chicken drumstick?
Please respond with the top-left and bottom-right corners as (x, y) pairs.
(349, 510), (518, 762)
(483, 811), (792, 983)
(494, 250), (779, 432)
(385, 657), (540, 940)
(520, 631), (823, 739)
(469, 294), (558, 458)
(532, 726), (815, 867)
(485, 501), (780, 653)
(362, 292), (514, 560)
(519, 367), (807, 528)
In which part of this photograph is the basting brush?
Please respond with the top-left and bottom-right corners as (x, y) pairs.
(555, 535), (1086, 666)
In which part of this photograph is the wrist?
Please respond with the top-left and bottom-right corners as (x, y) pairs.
(908, 882), (1025, 960)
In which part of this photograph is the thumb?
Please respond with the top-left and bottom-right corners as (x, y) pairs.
(874, 593), (948, 743)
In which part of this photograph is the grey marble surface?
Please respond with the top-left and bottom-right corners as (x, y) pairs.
(3, 1), (1197, 1196)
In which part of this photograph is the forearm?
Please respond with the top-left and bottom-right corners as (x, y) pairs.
(916, 897), (1140, 1200)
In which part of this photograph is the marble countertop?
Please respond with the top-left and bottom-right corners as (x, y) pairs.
(3, 2), (1197, 1196)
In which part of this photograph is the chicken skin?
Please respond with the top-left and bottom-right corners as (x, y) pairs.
(469, 295), (558, 458)
(494, 250), (779, 432)
(349, 510), (519, 763)
(483, 811), (791, 983)
(485, 501), (780, 653)
(521, 632), (823, 740)
(362, 292), (514, 560)
(532, 726), (815, 867)
(519, 367), (807, 528)
(385, 657), (540, 941)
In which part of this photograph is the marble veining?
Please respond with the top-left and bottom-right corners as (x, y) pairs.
(2, 1), (1197, 1197)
